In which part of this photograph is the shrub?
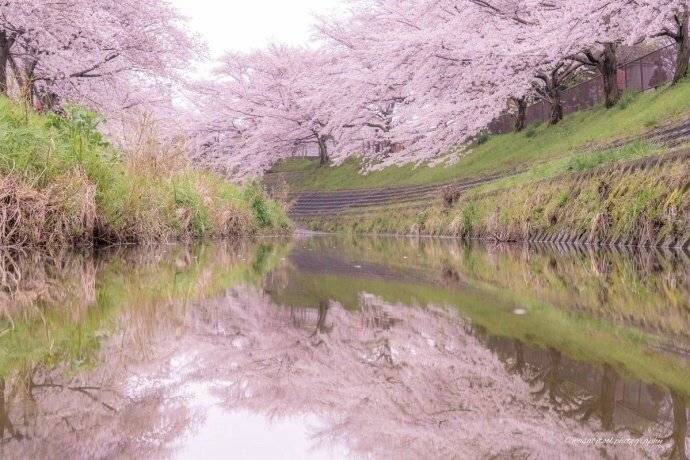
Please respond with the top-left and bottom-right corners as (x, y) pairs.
(244, 182), (275, 228)
(441, 185), (463, 208)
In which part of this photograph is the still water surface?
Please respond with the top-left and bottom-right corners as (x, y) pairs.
(0, 236), (688, 459)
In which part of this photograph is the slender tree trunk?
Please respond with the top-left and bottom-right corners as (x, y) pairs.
(549, 87), (563, 125)
(600, 43), (620, 108)
(0, 32), (10, 95)
(315, 300), (330, 334)
(534, 64), (576, 126)
(513, 97), (527, 132)
(673, 11), (690, 84)
(317, 137), (329, 166)
(670, 391), (687, 460)
(599, 364), (617, 431)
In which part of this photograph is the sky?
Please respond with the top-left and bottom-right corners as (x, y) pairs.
(170, 0), (346, 58)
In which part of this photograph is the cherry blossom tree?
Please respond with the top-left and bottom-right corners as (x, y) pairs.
(558, 1), (690, 108)
(569, 44), (621, 108)
(312, 0), (559, 167)
(0, 0), (201, 122)
(191, 45), (339, 177)
(183, 0), (690, 175)
(7, 0), (685, 175)
(315, 6), (412, 162)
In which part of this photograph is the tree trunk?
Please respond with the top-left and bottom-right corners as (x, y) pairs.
(599, 364), (617, 431)
(670, 391), (687, 460)
(549, 88), (563, 125)
(317, 137), (329, 166)
(673, 11), (690, 84)
(0, 32), (10, 95)
(315, 300), (330, 334)
(534, 65), (574, 126)
(12, 57), (38, 106)
(600, 43), (620, 108)
(513, 97), (527, 132)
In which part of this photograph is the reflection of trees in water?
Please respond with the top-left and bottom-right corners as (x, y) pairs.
(311, 300), (333, 340)
(325, 236), (690, 336)
(525, 347), (619, 427)
(1, 237), (687, 458)
(565, 363), (618, 431)
(0, 241), (285, 458)
(508, 339), (526, 376)
(496, 335), (690, 459)
(134, 289), (664, 459)
(0, 248), (97, 323)
(647, 390), (690, 460)
(528, 348), (572, 407)
(0, 355), (195, 458)
(1, 285), (684, 459)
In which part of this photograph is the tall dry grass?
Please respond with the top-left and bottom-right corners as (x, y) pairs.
(0, 171), (96, 247)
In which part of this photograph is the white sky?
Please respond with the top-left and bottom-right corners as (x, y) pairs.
(170, 0), (346, 58)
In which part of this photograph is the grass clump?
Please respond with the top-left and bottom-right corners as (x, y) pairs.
(0, 98), (291, 247)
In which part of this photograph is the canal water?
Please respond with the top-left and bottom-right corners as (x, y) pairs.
(0, 235), (688, 459)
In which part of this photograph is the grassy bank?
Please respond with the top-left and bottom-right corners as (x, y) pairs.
(306, 146), (690, 247)
(0, 98), (291, 247)
(269, 80), (690, 192)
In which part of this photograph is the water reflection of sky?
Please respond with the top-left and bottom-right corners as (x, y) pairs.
(131, 350), (352, 460)
(174, 409), (350, 460)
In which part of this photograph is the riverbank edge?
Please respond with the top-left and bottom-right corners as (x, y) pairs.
(301, 149), (690, 249)
(0, 170), (293, 248)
